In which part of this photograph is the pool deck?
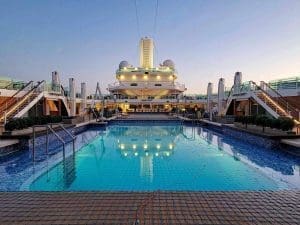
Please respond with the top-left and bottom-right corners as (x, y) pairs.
(0, 191), (299, 225)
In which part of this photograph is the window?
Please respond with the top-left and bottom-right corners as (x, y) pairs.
(130, 83), (138, 86)
(155, 84), (162, 86)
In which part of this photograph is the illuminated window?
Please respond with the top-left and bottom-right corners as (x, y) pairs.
(144, 75), (148, 80)
(120, 75), (125, 80)
(169, 75), (173, 80)
(132, 75), (136, 80)
(156, 75), (161, 80)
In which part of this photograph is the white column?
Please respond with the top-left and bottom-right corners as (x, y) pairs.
(81, 82), (87, 114)
(207, 82), (213, 120)
(69, 78), (76, 116)
(51, 71), (60, 92)
(218, 78), (225, 116)
(233, 72), (242, 94)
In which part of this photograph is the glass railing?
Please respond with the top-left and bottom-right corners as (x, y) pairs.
(268, 76), (300, 90)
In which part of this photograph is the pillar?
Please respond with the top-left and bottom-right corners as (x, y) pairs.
(207, 82), (213, 120)
(81, 82), (87, 114)
(52, 71), (60, 92)
(69, 78), (76, 116)
(218, 78), (225, 116)
(233, 72), (242, 94)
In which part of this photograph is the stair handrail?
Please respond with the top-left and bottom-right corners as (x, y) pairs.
(260, 81), (299, 111)
(0, 80), (45, 122)
(55, 123), (76, 140)
(222, 85), (234, 114)
(249, 80), (300, 121)
(0, 80), (33, 111)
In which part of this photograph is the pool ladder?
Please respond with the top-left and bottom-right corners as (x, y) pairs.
(32, 123), (76, 161)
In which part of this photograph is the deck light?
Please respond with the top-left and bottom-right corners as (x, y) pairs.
(132, 144), (137, 149)
(120, 144), (125, 150)
(143, 75), (148, 80)
(143, 144), (148, 149)
(134, 152), (138, 156)
(124, 152), (128, 157)
(169, 144), (173, 150)
(169, 75), (173, 80)
(166, 152), (170, 157)
(145, 152), (149, 156)
(132, 75), (136, 80)
(156, 75), (161, 80)
(156, 144), (161, 149)
(155, 153), (159, 157)
(120, 75), (125, 80)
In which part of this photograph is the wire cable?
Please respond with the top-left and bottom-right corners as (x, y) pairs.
(134, 0), (141, 38)
(153, 0), (159, 38)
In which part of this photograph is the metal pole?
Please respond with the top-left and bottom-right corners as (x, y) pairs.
(46, 126), (49, 155)
(32, 126), (35, 161)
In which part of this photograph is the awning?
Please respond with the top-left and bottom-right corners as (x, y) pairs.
(47, 100), (58, 111)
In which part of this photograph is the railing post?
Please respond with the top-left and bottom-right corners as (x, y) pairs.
(32, 126), (35, 161)
(46, 126), (49, 155)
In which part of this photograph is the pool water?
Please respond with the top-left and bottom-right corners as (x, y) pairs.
(29, 124), (300, 191)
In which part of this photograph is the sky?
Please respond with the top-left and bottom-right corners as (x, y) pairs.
(0, 0), (300, 94)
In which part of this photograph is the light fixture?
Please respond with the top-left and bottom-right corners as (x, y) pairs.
(120, 144), (125, 150)
(120, 75), (125, 80)
(155, 153), (159, 157)
(132, 75), (136, 80)
(143, 144), (148, 149)
(169, 144), (173, 150)
(156, 75), (161, 80)
(169, 75), (173, 80)
(143, 75), (148, 80)
(156, 144), (161, 149)
(133, 144), (137, 149)
(134, 152), (138, 156)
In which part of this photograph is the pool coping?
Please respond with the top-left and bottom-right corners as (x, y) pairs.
(0, 190), (299, 225)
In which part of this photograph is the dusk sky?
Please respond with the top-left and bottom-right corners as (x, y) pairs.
(0, 0), (299, 94)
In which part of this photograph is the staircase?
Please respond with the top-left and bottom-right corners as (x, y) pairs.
(223, 80), (300, 124)
(254, 92), (287, 117)
(0, 80), (45, 123)
(251, 81), (300, 123)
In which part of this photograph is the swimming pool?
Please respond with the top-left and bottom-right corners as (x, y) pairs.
(22, 123), (300, 191)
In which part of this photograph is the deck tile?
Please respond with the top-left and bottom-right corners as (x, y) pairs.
(0, 191), (299, 225)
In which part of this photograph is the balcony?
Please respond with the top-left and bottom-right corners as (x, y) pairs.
(108, 82), (186, 92)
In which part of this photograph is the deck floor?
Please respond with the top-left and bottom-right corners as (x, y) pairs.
(0, 191), (299, 225)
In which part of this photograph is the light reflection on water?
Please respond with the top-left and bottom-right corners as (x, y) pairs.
(29, 124), (300, 191)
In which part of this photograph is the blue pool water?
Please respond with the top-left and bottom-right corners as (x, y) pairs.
(26, 123), (300, 191)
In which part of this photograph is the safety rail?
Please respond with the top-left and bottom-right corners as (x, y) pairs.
(223, 80), (300, 122)
(257, 81), (300, 122)
(0, 80), (33, 111)
(32, 123), (76, 162)
(0, 80), (45, 123)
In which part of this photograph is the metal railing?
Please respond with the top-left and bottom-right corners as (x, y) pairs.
(0, 80), (33, 111)
(0, 80), (45, 123)
(251, 81), (300, 122)
(32, 123), (76, 161)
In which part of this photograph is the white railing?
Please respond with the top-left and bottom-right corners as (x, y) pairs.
(108, 82), (185, 91)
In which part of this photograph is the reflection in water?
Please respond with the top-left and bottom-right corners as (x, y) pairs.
(26, 124), (300, 191)
(140, 155), (153, 182)
(217, 136), (223, 151)
(112, 125), (180, 182)
(62, 154), (76, 189)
